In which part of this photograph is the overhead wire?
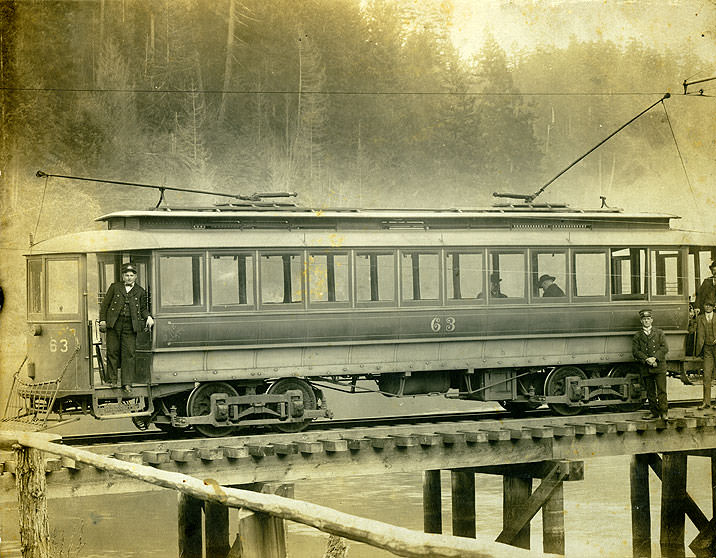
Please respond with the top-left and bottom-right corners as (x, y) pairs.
(661, 102), (701, 214)
(0, 86), (692, 97)
(32, 174), (49, 246)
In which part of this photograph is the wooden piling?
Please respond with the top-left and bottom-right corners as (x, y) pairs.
(503, 476), (532, 550)
(423, 469), (442, 534)
(661, 452), (687, 558)
(451, 469), (475, 538)
(14, 445), (50, 558)
(542, 481), (564, 555)
(205, 501), (230, 558)
(178, 493), (204, 558)
(630, 454), (652, 558)
(711, 451), (716, 520)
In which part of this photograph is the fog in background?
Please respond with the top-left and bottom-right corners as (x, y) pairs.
(1, 0), (714, 406)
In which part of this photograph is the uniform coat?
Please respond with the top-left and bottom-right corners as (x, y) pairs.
(100, 282), (150, 333)
(100, 282), (150, 385)
(632, 327), (669, 373)
(632, 327), (669, 415)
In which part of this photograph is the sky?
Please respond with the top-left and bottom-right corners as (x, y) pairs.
(451, 0), (716, 64)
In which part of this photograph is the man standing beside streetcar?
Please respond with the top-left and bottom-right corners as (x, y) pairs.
(695, 299), (716, 409)
(632, 309), (669, 420)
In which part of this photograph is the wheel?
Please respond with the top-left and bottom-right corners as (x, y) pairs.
(545, 366), (587, 416)
(266, 378), (317, 433)
(607, 364), (645, 412)
(186, 382), (238, 437)
(499, 400), (541, 416)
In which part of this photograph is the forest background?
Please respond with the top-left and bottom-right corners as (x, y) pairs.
(0, 0), (715, 400)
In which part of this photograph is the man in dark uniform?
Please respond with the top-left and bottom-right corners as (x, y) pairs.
(538, 274), (565, 297)
(695, 299), (716, 409)
(99, 263), (153, 391)
(695, 261), (716, 314)
(632, 309), (669, 420)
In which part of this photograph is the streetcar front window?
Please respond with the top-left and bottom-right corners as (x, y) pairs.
(28, 259), (43, 316)
(46, 259), (80, 315)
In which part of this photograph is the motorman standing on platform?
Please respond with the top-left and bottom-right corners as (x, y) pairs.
(632, 308), (669, 420)
(99, 263), (154, 391)
(696, 299), (716, 410)
(695, 260), (716, 314)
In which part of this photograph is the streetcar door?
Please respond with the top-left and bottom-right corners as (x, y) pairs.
(96, 253), (153, 385)
(131, 254), (152, 385)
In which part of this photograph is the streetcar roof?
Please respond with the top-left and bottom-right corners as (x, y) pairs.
(96, 206), (679, 223)
(26, 226), (716, 255)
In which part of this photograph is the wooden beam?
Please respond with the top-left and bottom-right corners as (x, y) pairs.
(660, 452), (687, 558)
(15, 445), (51, 558)
(503, 476), (532, 550)
(630, 454), (651, 558)
(647, 453), (708, 531)
(178, 493), (203, 558)
(205, 501), (230, 558)
(469, 460), (583, 481)
(542, 482), (564, 555)
(689, 518), (716, 558)
(0, 431), (539, 558)
(451, 470), (476, 538)
(712, 452), (716, 520)
(423, 470), (442, 534)
(495, 463), (567, 546)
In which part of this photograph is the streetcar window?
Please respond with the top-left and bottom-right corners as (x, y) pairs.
(573, 251), (608, 297)
(308, 253), (349, 303)
(488, 251), (526, 300)
(446, 252), (484, 301)
(401, 252), (440, 302)
(531, 250), (567, 299)
(650, 249), (683, 296)
(260, 254), (303, 304)
(611, 248), (647, 299)
(159, 254), (204, 308)
(46, 259), (79, 315)
(355, 252), (395, 303)
(28, 259), (43, 315)
(210, 254), (255, 308)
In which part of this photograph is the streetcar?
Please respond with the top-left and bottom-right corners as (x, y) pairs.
(5, 200), (716, 436)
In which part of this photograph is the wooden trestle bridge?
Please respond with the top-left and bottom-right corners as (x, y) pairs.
(4, 406), (716, 558)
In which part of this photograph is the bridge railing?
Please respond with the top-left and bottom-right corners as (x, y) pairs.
(0, 429), (561, 558)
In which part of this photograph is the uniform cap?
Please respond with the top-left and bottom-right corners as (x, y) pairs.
(121, 263), (138, 274)
(705, 299), (716, 307)
(638, 309), (652, 318)
(538, 274), (556, 286)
